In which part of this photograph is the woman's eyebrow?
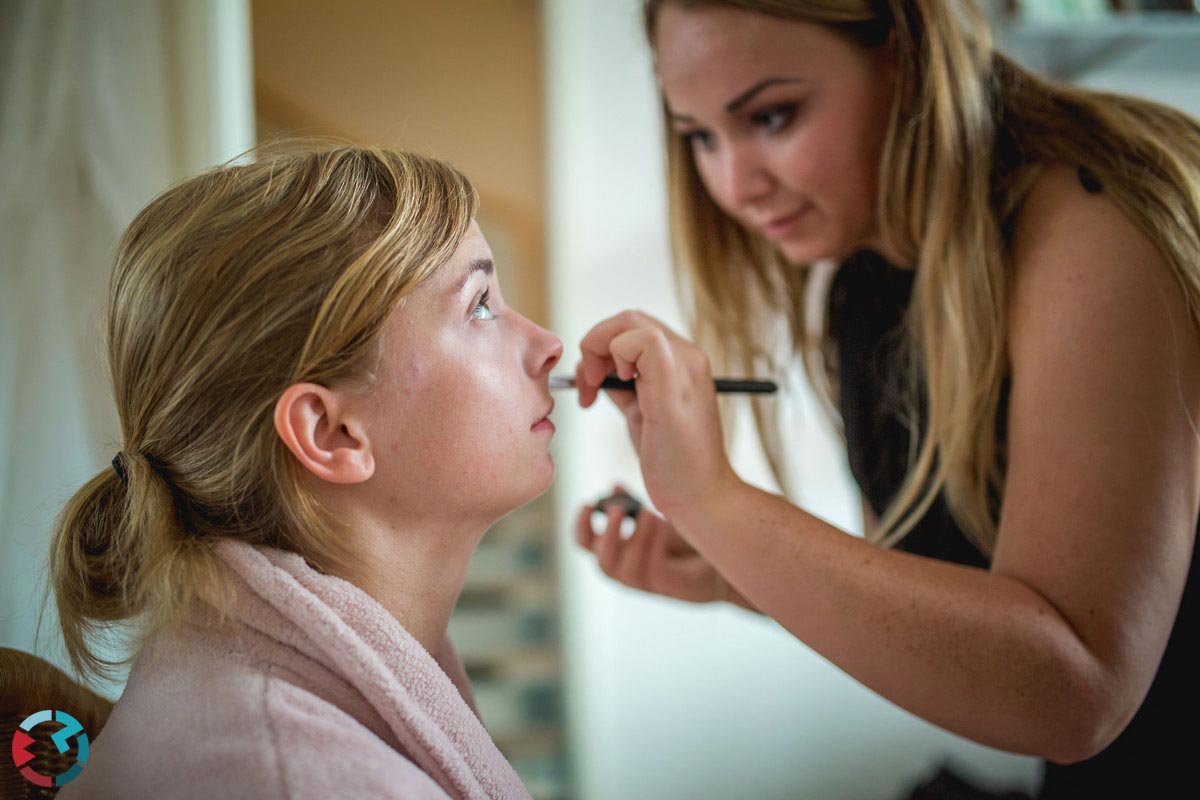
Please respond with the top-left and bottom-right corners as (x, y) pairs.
(454, 258), (494, 295)
(725, 77), (805, 113)
(668, 76), (806, 123)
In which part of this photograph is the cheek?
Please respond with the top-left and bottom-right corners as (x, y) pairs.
(779, 136), (827, 193)
(435, 370), (526, 487)
(387, 329), (528, 447)
(848, 86), (894, 191)
(381, 350), (452, 432)
(802, 114), (882, 219)
(386, 353), (429, 425)
(401, 353), (427, 397)
(416, 357), (514, 440)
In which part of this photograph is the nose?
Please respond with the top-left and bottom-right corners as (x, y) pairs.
(523, 316), (563, 377)
(711, 141), (773, 210)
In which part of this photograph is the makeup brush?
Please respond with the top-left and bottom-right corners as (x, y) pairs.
(549, 373), (777, 394)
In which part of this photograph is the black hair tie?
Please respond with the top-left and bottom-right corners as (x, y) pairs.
(112, 452), (129, 485)
(1078, 165), (1103, 195)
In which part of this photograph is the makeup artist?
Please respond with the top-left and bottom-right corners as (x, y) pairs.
(570, 1), (1200, 797)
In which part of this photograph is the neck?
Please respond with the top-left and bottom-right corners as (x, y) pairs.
(332, 509), (488, 655)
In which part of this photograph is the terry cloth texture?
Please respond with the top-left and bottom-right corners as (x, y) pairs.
(57, 539), (532, 800)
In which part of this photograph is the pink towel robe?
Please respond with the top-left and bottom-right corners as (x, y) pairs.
(56, 540), (533, 799)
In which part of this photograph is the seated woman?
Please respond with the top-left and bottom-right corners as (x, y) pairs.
(46, 144), (561, 799)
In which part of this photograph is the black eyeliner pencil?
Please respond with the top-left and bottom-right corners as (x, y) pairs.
(548, 374), (777, 394)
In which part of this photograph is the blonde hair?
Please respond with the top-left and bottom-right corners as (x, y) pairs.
(40, 144), (478, 684)
(645, 0), (1200, 555)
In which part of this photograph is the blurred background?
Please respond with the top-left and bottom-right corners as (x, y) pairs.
(2, 1), (1198, 798)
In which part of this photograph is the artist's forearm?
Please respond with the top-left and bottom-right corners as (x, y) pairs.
(674, 480), (1122, 762)
(720, 584), (761, 613)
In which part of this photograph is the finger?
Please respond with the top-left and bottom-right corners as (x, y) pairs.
(611, 349), (638, 382)
(602, 386), (638, 415)
(607, 327), (696, 418)
(595, 505), (627, 578)
(575, 356), (609, 409)
(577, 310), (674, 400)
(578, 310), (664, 369)
(616, 508), (658, 589)
(576, 315), (628, 407)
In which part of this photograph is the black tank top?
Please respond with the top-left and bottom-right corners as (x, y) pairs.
(826, 167), (1198, 798)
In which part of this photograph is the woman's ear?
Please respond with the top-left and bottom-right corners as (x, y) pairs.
(274, 382), (375, 484)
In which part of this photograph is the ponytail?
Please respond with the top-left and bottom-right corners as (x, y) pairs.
(45, 452), (234, 684)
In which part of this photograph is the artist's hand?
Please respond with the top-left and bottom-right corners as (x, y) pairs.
(575, 489), (755, 610)
(575, 310), (737, 521)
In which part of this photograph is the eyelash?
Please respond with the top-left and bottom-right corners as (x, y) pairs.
(753, 103), (798, 133)
(472, 288), (496, 321)
(680, 103), (801, 151)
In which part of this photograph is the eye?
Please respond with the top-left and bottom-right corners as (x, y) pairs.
(751, 103), (797, 134)
(680, 129), (716, 153)
(472, 288), (496, 321)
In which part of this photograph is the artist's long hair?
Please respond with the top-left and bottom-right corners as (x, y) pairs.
(41, 145), (478, 683)
(644, 0), (1200, 554)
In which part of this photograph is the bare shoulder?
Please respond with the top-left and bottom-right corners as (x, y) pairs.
(1001, 160), (1200, 490)
(1005, 162), (1197, 367)
(1011, 163), (1168, 294)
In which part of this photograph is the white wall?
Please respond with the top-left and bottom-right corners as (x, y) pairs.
(543, 2), (1042, 798)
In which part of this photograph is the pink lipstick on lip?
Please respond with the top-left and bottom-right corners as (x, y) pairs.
(753, 201), (811, 236)
(762, 207), (808, 238)
(532, 402), (555, 433)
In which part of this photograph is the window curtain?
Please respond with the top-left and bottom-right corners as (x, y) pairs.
(0, 0), (254, 700)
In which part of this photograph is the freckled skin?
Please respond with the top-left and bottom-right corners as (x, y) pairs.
(572, 4), (1200, 765)
(344, 222), (563, 531)
(654, 4), (899, 265)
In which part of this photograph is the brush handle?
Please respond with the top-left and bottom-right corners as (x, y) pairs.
(596, 376), (777, 394)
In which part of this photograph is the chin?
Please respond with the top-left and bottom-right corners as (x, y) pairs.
(531, 453), (555, 498)
(775, 236), (856, 266)
(496, 456), (555, 519)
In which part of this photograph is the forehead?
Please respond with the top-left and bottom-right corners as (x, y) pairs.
(654, 5), (848, 99)
(413, 220), (492, 296)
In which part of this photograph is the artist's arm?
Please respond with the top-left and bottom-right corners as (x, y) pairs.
(575, 165), (1200, 761)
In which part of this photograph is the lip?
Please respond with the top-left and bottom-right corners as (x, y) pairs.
(760, 207), (808, 238)
(532, 400), (555, 433)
